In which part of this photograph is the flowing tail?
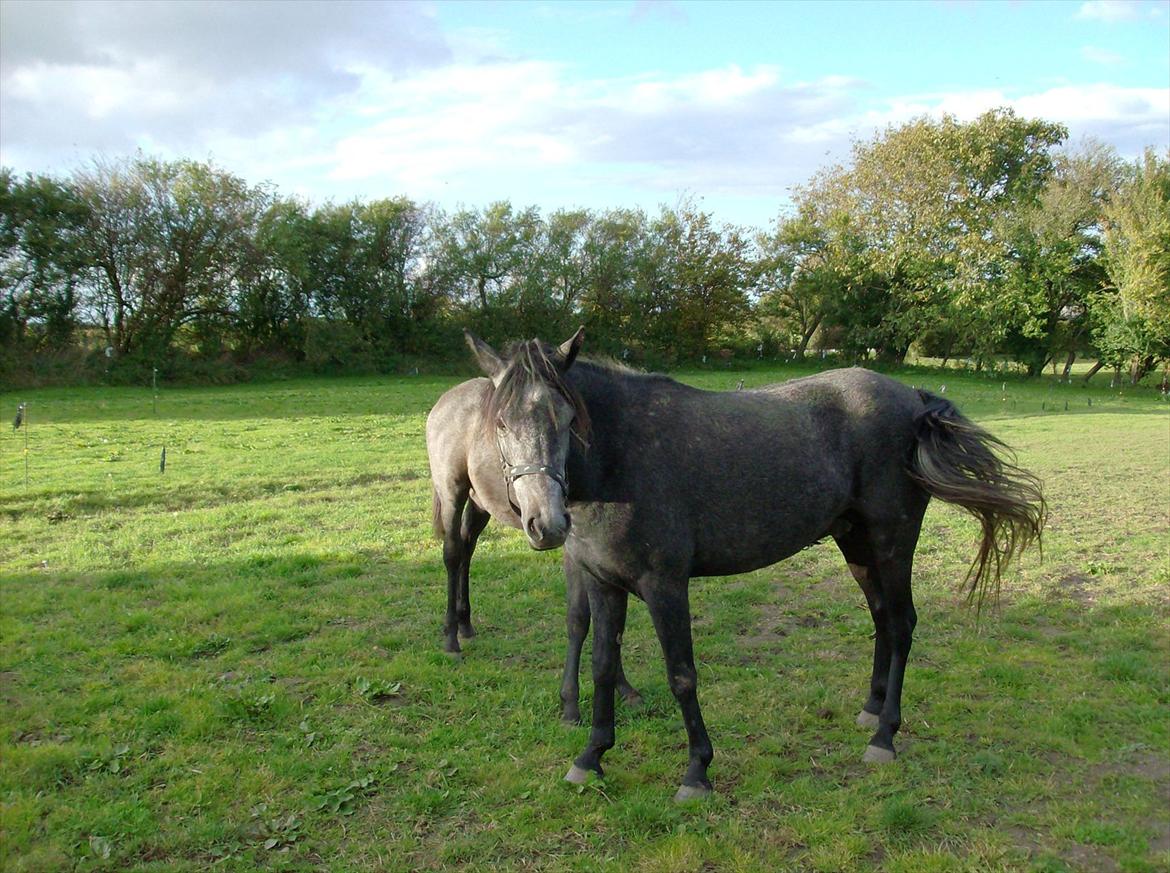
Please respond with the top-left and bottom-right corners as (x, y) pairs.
(910, 390), (1047, 609)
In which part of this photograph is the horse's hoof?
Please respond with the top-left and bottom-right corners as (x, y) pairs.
(863, 744), (896, 764)
(458, 624), (476, 639)
(443, 648), (462, 660)
(561, 712), (582, 727)
(564, 765), (592, 785)
(621, 690), (644, 708)
(856, 709), (880, 729)
(673, 783), (712, 803)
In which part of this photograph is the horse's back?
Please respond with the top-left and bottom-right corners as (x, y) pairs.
(758, 367), (918, 415)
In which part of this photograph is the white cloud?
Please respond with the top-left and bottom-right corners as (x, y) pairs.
(1081, 45), (1127, 65)
(0, 0), (1166, 228)
(312, 61), (864, 208)
(1075, 0), (1145, 21)
(0, 0), (450, 163)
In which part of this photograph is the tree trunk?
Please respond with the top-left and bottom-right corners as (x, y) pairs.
(1081, 360), (1105, 383)
(1026, 353), (1051, 378)
(1061, 350), (1076, 382)
(795, 314), (822, 361)
(1130, 355), (1156, 386)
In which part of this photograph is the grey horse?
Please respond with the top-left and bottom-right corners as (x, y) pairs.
(426, 329), (640, 722)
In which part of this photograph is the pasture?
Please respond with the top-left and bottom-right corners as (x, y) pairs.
(1, 364), (1167, 872)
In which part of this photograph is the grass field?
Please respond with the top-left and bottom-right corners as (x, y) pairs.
(1, 362), (1168, 873)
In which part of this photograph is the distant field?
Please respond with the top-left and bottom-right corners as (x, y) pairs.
(1, 363), (1167, 872)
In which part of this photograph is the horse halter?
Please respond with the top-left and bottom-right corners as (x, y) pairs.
(496, 428), (568, 516)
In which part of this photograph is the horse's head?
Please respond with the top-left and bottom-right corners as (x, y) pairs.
(467, 327), (588, 550)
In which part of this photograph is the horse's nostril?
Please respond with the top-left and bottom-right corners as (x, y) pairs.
(526, 516), (541, 540)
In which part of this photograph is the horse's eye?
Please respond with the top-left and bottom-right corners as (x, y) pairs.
(496, 420), (507, 432)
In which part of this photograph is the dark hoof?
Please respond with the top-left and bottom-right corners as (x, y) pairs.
(458, 624), (476, 639)
(621, 690), (644, 708)
(564, 765), (593, 785)
(673, 783), (712, 802)
(863, 743), (896, 764)
(443, 648), (462, 661)
(561, 711), (582, 727)
(856, 709), (880, 729)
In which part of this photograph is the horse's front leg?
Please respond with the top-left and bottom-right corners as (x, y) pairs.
(559, 559), (590, 724)
(564, 577), (627, 783)
(644, 580), (714, 801)
(560, 560), (642, 723)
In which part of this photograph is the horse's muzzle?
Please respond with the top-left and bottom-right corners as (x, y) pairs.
(525, 513), (569, 550)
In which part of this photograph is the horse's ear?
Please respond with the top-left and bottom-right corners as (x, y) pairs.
(465, 330), (504, 379)
(554, 326), (585, 371)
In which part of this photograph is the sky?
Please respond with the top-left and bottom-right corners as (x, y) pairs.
(1, 0), (1167, 228)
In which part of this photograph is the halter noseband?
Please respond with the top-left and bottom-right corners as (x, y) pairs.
(496, 430), (568, 516)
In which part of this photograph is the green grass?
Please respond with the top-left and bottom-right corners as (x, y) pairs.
(1, 364), (1168, 872)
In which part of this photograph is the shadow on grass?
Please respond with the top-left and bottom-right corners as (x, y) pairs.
(2, 545), (1167, 872)
(0, 469), (427, 524)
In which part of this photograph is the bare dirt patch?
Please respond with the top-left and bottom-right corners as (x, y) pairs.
(1051, 572), (1099, 604)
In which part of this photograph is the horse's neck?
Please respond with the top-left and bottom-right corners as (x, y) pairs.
(572, 364), (628, 417)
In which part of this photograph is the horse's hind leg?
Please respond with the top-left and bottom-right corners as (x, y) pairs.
(457, 501), (490, 639)
(848, 507), (925, 764)
(616, 653), (642, 710)
(833, 525), (889, 730)
(863, 544), (918, 764)
(439, 488), (469, 654)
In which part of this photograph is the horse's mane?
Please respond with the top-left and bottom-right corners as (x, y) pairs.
(573, 354), (641, 376)
(481, 340), (592, 444)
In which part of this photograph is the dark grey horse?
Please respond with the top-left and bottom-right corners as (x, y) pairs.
(452, 329), (1044, 801)
(426, 329), (640, 722)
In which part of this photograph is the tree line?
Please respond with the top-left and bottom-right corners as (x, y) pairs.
(2, 108), (1166, 386)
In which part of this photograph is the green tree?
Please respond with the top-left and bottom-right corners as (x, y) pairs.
(576, 208), (646, 356)
(74, 155), (270, 367)
(799, 109), (1068, 363)
(235, 197), (314, 358)
(0, 169), (90, 354)
(640, 200), (750, 360)
(346, 197), (428, 352)
(1094, 148), (1170, 384)
(510, 208), (593, 341)
(754, 206), (844, 360)
(428, 202), (542, 316)
(999, 141), (1123, 376)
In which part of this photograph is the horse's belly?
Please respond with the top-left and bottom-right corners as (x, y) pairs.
(691, 534), (814, 577)
(689, 487), (847, 577)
